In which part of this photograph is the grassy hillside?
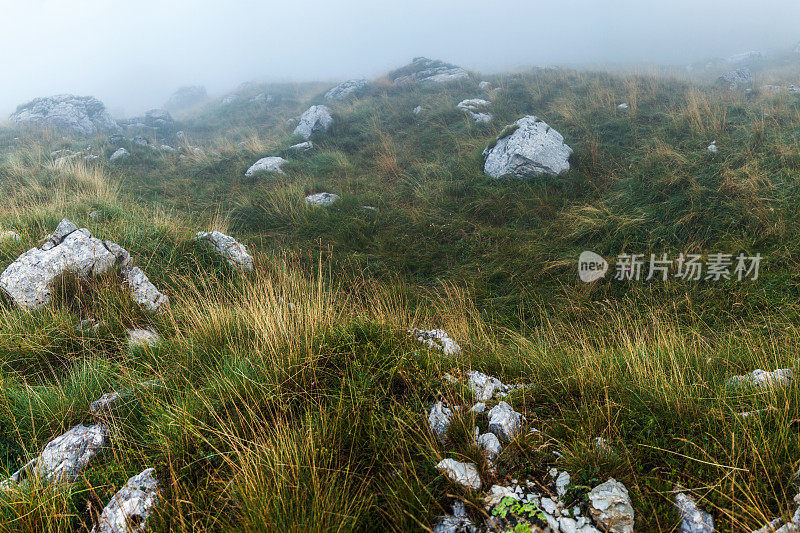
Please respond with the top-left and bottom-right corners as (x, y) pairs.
(1, 57), (800, 531)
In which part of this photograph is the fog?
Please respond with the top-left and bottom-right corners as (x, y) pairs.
(1, 0), (799, 117)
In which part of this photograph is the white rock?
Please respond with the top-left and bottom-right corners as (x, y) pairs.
(245, 156), (286, 177)
(707, 141), (718, 153)
(0, 231), (20, 243)
(457, 99), (493, 123)
(469, 402), (486, 414)
(556, 471), (571, 497)
(128, 328), (161, 350)
(467, 371), (506, 402)
(487, 401), (522, 441)
(719, 68), (753, 90)
(110, 148), (130, 162)
(410, 328), (461, 356)
(392, 57), (469, 85)
(541, 497), (558, 515)
(324, 79), (369, 100)
(477, 432), (501, 463)
(727, 367), (792, 390)
(161, 144), (176, 152)
(674, 491), (714, 533)
(289, 141), (313, 152)
(479, 81), (492, 90)
(413, 106), (422, 115)
(92, 468), (160, 533)
(0, 220), (118, 309)
(560, 516), (579, 533)
(617, 103), (629, 109)
(305, 192), (340, 207)
(587, 478), (635, 533)
(123, 266), (169, 313)
(435, 459), (482, 491)
(428, 401), (453, 442)
(293, 105), (333, 139)
(483, 116), (573, 179)
(196, 231), (253, 271)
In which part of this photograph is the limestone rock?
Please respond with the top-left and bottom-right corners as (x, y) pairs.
(9, 95), (118, 137)
(127, 328), (161, 350)
(289, 141), (313, 152)
(324, 79), (369, 100)
(674, 491), (714, 533)
(483, 116), (573, 179)
(110, 148), (130, 162)
(457, 99), (492, 123)
(90, 392), (123, 418)
(433, 501), (476, 533)
(719, 68), (753, 91)
(435, 459), (482, 491)
(727, 367), (792, 390)
(487, 401), (522, 442)
(477, 432), (501, 463)
(196, 231), (253, 271)
(93, 468), (160, 533)
(428, 401), (453, 442)
(132, 135), (148, 147)
(391, 57), (469, 85)
(245, 156), (286, 177)
(587, 478), (634, 533)
(0, 220), (119, 309)
(467, 371), (506, 402)
(479, 81), (492, 90)
(409, 328), (461, 356)
(306, 192), (340, 207)
(293, 105), (333, 139)
(0, 230), (21, 243)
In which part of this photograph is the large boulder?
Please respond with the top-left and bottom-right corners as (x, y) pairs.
(195, 231), (254, 271)
(718, 68), (753, 90)
(92, 468), (160, 533)
(9, 95), (118, 137)
(0, 219), (167, 313)
(293, 105), (333, 139)
(164, 86), (207, 112)
(324, 79), (369, 100)
(483, 116), (573, 179)
(390, 57), (469, 85)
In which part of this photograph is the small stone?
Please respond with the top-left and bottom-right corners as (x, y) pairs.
(288, 141), (313, 152)
(306, 192), (340, 207)
(428, 401), (452, 442)
(617, 103), (629, 109)
(109, 148), (129, 162)
(128, 328), (161, 350)
(466, 371), (506, 402)
(245, 156), (286, 177)
(587, 478), (634, 533)
(556, 471), (571, 497)
(674, 491), (714, 533)
(469, 402), (486, 414)
(487, 401), (522, 441)
(541, 497), (558, 515)
(413, 106), (422, 115)
(196, 231), (254, 271)
(409, 328), (461, 356)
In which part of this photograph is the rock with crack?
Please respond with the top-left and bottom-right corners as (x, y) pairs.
(0, 219), (120, 309)
(324, 79), (369, 101)
(435, 459), (482, 491)
(433, 501), (476, 533)
(306, 192), (340, 207)
(588, 478), (635, 533)
(487, 401), (523, 441)
(483, 116), (573, 179)
(92, 468), (160, 533)
(245, 156), (286, 177)
(2, 424), (107, 489)
(429, 401), (453, 442)
(293, 105), (333, 139)
(195, 231), (253, 271)
(409, 328), (461, 356)
(674, 490), (714, 533)
(466, 371), (506, 402)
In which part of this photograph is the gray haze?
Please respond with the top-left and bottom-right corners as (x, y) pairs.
(2, 0), (799, 117)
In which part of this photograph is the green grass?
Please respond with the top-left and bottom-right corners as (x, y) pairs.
(0, 57), (800, 531)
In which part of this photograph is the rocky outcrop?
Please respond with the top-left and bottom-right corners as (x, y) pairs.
(0, 219), (167, 313)
(391, 57), (469, 85)
(9, 95), (118, 137)
(457, 99), (492, 123)
(324, 79), (369, 100)
(718, 68), (753, 91)
(293, 105), (333, 139)
(587, 478), (635, 533)
(1, 424), (107, 489)
(435, 459), (482, 491)
(483, 116), (573, 179)
(409, 328), (462, 356)
(92, 468), (160, 533)
(306, 192), (340, 207)
(164, 86), (207, 112)
(245, 156), (286, 176)
(195, 231), (254, 271)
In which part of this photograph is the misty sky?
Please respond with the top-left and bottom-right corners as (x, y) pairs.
(1, 0), (799, 117)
